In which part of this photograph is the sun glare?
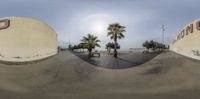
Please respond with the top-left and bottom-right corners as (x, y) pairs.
(91, 21), (107, 35)
(80, 14), (117, 38)
(95, 24), (105, 33)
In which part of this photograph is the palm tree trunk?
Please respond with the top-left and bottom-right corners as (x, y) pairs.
(114, 38), (117, 58)
(88, 48), (92, 57)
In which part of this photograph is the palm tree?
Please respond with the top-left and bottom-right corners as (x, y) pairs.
(106, 42), (112, 54)
(143, 40), (150, 52)
(81, 34), (101, 57)
(77, 43), (83, 52)
(107, 23), (125, 58)
(106, 42), (120, 54)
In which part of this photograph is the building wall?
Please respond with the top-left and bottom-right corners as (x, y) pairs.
(170, 19), (200, 60)
(0, 16), (57, 62)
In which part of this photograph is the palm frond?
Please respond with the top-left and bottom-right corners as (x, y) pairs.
(107, 32), (114, 36)
(95, 44), (101, 47)
(81, 33), (101, 50)
(96, 40), (101, 42)
(110, 36), (114, 39)
(119, 33), (125, 38)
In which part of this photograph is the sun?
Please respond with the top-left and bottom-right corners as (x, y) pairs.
(90, 20), (108, 34)
(79, 14), (117, 38)
(93, 23), (105, 33)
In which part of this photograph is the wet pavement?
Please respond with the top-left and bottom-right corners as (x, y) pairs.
(73, 51), (160, 69)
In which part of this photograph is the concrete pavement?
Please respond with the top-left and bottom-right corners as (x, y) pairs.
(0, 50), (200, 99)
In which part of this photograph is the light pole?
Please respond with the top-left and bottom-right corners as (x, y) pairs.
(162, 24), (165, 45)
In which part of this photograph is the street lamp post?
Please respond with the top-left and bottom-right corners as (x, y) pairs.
(162, 24), (165, 45)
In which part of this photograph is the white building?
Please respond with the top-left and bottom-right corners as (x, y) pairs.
(170, 19), (200, 60)
(0, 16), (57, 62)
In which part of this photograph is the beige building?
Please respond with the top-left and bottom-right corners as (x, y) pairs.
(0, 16), (57, 62)
(170, 19), (200, 60)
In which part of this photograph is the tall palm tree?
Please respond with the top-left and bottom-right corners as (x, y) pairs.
(81, 34), (101, 57)
(107, 23), (125, 58)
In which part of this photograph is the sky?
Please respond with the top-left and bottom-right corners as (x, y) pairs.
(0, 0), (200, 50)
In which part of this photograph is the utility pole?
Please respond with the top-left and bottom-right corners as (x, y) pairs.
(162, 24), (165, 45)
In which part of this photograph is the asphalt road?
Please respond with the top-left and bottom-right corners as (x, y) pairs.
(0, 50), (200, 99)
